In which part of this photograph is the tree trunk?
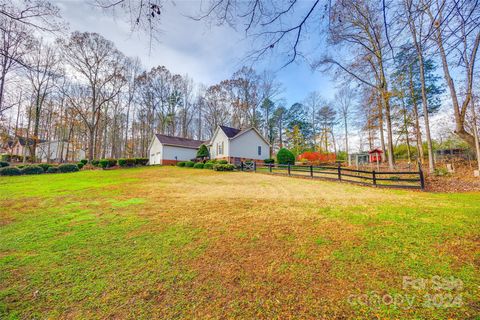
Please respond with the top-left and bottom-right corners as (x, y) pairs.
(377, 95), (387, 158)
(409, 70), (424, 162)
(344, 115), (349, 159)
(417, 51), (435, 173)
(472, 96), (480, 172)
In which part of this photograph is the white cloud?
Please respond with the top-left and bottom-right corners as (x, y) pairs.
(55, 0), (247, 85)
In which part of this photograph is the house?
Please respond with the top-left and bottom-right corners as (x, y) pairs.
(149, 134), (205, 165)
(36, 140), (86, 163)
(208, 125), (271, 165)
(7, 136), (44, 160)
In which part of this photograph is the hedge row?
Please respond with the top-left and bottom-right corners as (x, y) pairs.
(176, 159), (235, 172)
(90, 158), (149, 168)
(0, 163), (80, 176)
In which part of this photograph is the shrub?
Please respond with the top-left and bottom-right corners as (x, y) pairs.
(46, 166), (59, 173)
(17, 165), (25, 169)
(176, 161), (186, 167)
(213, 163), (235, 171)
(77, 163), (84, 170)
(193, 163), (204, 169)
(58, 163), (79, 173)
(91, 159), (100, 167)
(204, 162), (214, 169)
(135, 158), (149, 166)
(21, 165), (44, 175)
(206, 159), (217, 164)
(185, 161), (195, 167)
(37, 163), (51, 172)
(264, 158), (275, 164)
(218, 159), (228, 164)
(118, 158), (136, 167)
(0, 161), (9, 167)
(1, 154), (11, 162)
(297, 151), (336, 164)
(277, 148), (295, 165)
(196, 144), (210, 159)
(80, 159), (88, 165)
(99, 158), (117, 169)
(0, 166), (21, 176)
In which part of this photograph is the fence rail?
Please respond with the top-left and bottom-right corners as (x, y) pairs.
(240, 162), (425, 190)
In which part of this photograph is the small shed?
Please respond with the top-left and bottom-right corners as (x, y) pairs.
(369, 148), (384, 163)
(348, 152), (369, 167)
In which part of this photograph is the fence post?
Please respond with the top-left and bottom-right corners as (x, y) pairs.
(254, 161), (257, 172)
(310, 165), (313, 178)
(372, 170), (377, 187)
(418, 162), (425, 190)
(337, 163), (342, 181)
(288, 164), (291, 176)
(241, 162), (244, 171)
(269, 163), (272, 173)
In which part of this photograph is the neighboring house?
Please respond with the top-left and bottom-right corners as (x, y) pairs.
(149, 134), (204, 165)
(208, 125), (271, 165)
(8, 137), (42, 158)
(0, 138), (13, 155)
(36, 140), (86, 163)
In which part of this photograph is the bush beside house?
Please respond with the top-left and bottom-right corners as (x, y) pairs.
(196, 144), (209, 160)
(204, 163), (214, 169)
(213, 164), (235, 171)
(277, 148), (295, 165)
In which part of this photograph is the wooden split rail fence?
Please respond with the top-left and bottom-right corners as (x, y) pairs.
(240, 162), (425, 190)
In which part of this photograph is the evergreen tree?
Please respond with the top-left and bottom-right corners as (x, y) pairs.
(196, 144), (209, 159)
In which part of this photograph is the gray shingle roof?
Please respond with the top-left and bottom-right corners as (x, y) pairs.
(219, 125), (241, 138)
(155, 134), (204, 149)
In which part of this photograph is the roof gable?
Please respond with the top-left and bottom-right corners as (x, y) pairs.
(230, 127), (271, 146)
(155, 134), (204, 149)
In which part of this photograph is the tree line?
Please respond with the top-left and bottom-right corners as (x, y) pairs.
(0, 0), (479, 173)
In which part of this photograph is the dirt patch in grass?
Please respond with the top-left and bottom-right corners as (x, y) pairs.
(437, 234), (480, 268)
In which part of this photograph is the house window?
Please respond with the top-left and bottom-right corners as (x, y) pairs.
(258, 146), (261, 156)
(217, 142), (223, 155)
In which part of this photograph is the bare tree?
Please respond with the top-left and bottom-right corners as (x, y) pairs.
(0, 15), (31, 116)
(335, 86), (355, 161)
(60, 32), (126, 161)
(425, 0), (480, 149)
(0, 0), (61, 33)
(404, 0), (435, 172)
(318, 0), (396, 169)
(304, 91), (323, 147)
(25, 38), (61, 160)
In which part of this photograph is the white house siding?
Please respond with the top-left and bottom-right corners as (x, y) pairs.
(37, 141), (86, 163)
(162, 145), (197, 164)
(230, 129), (270, 160)
(149, 137), (163, 165)
(209, 129), (230, 159)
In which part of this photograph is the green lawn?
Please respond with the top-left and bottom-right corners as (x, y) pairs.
(1, 167), (479, 319)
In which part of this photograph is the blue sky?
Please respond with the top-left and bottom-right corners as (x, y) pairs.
(55, 0), (337, 105)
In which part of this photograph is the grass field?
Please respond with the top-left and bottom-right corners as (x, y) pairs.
(1, 166), (479, 319)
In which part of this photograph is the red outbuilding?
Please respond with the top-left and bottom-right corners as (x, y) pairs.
(369, 148), (383, 163)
